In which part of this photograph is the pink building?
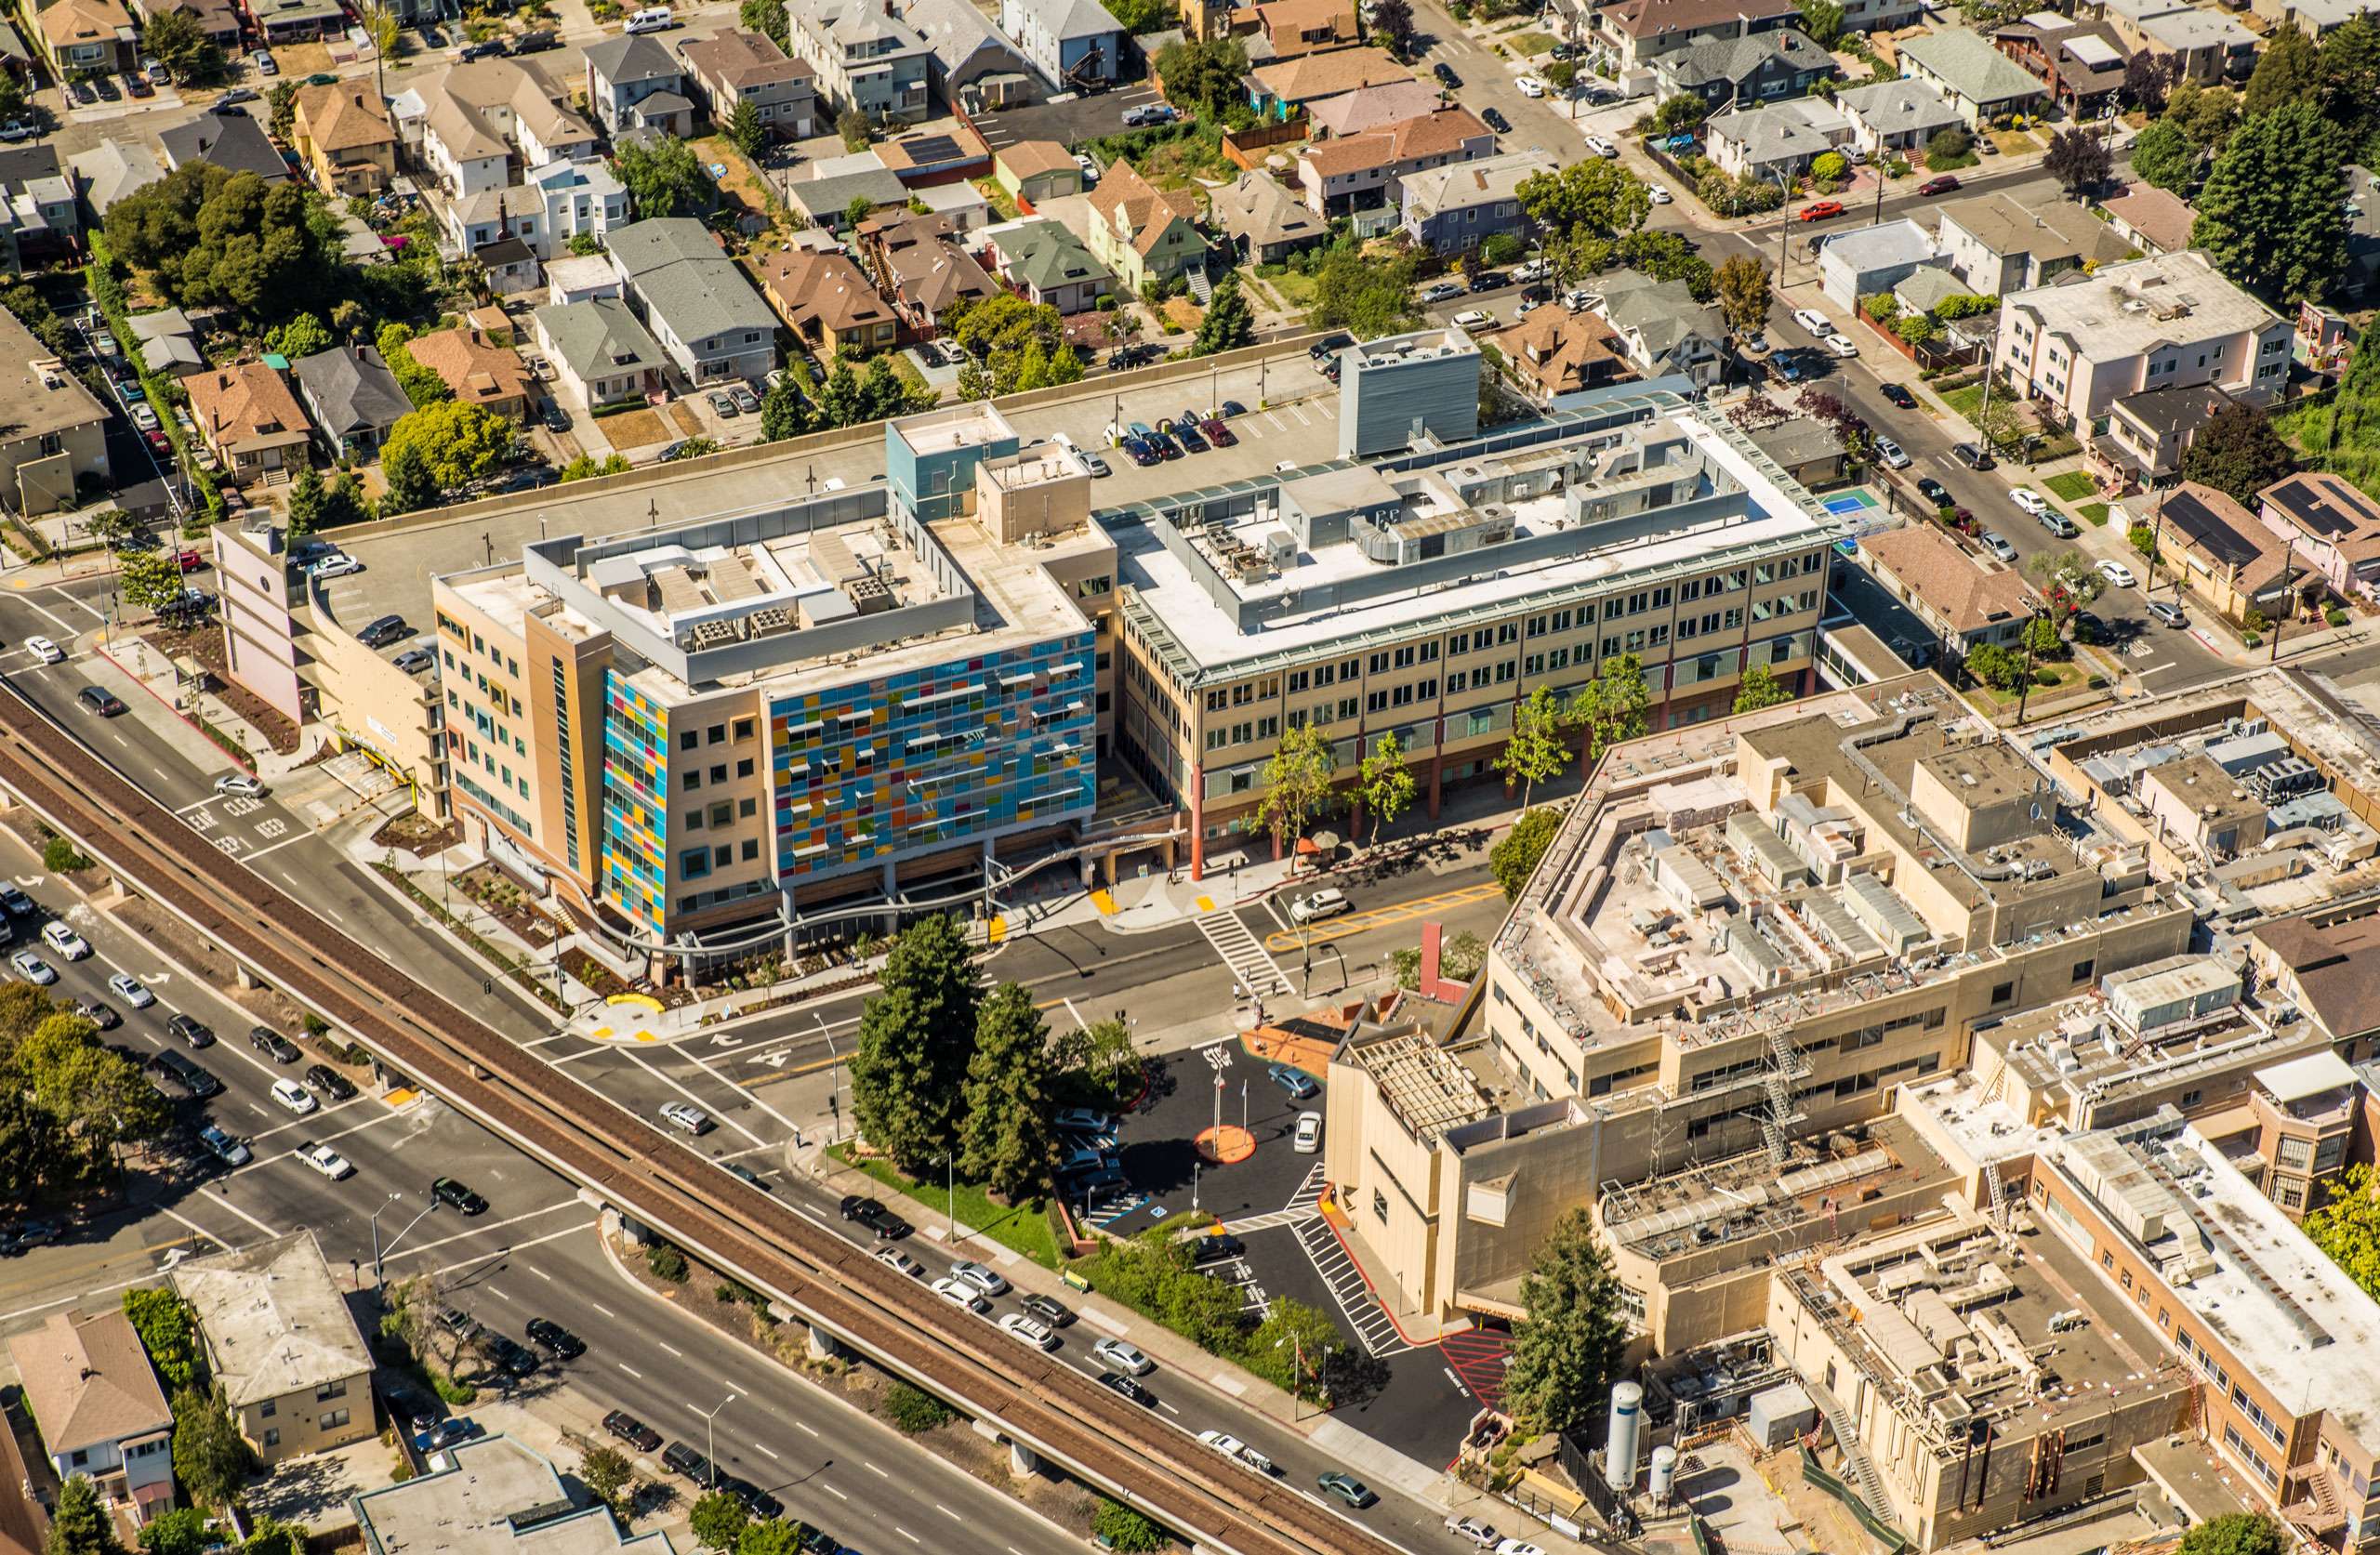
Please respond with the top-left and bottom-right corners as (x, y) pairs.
(2258, 470), (2380, 604)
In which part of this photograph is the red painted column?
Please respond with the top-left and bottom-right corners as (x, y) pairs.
(1188, 767), (1205, 881)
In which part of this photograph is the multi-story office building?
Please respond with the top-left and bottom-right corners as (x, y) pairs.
(1111, 396), (1840, 877)
(432, 405), (1106, 954)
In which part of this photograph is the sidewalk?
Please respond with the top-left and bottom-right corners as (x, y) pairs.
(91, 629), (325, 779)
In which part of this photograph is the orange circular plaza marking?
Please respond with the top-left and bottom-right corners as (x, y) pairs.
(1196, 1125), (1256, 1165)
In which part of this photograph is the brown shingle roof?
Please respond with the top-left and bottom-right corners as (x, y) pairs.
(1859, 522), (2044, 634)
(1249, 45), (1410, 102)
(2096, 182), (2195, 255)
(2252, 915), (2380, 1039)
(998, 138), (1076, 179)
(679, 27), (813, 89)
(293, 76), (393, 153)
(1494, 307), (1631, 397)
(33, 0), (129, 50)
(1086, 158), (1200, 260)
(6, 1311), (169, 1454)
(1598, 0), (1796, 41)
(1300, 104), (1487, 178)
(403, 325), (531, 409)
(188, 362), (311, 454)
(758, 247), (894, 335)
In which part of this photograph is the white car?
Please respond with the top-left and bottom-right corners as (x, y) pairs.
(1293, 1112), (1323, 1153)
(1873, 438), (1910, 469)
(1448, 1519), (1503, 1550)
(1583, 134), (1618, 157)
(214, 773), (265, 797)
(1792, 308), (1831, 336)
(1074, 152), (1098, 185)
(298, 1141), (353, 1179)
(9, 951), (53, 984)
(930, 1277), (989, 1313)
(949, 1259), (1009, 1297)
(1450, 309), (1494, 331)
(40, 922), (88, 959)
(1823, 334), (1858, 359)
(875, 1246), (925, 1279)
(998, 1312), (1059, 1350)
(1495, 1542), (1548, 1555)
(108, 972), (154, 1008)
(310, 555), (363, 580)
(2096, 559), (2138, 588)
(2010, 487), (2050, 517)
(1515, 73), (1545, 97)
(23, 636), (60, 665)
(1646, 182), (1673, 204)
(1288, 888), (1352, 925)
(270, 1077), (317, 1114)
(1093, 1337), (1153, 1375)
(1197, 1430), (1276, 1474)
(1511, 259), (1548, 283)
(657, 1100), (712, 1136)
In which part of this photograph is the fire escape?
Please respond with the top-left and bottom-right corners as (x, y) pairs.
(1759, 1022), (1812, 1167)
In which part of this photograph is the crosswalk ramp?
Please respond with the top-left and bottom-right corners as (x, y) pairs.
(1293, 1216), (1414, 1358)
(1228, 1163), (1327, 1235)
(1198, 908), (1290, 998)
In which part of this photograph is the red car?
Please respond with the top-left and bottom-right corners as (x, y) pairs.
(1797, 200), (1845, 221)
(174, 548), (205, 572)
(1916, 175), (1961, 196)
(1201, 417), (1236, 447)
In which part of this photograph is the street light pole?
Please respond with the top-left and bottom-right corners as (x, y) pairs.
(813, 1012), (840, 1141)
(694, 1392), (737, 1491)
(373, 1194), (437, 1287)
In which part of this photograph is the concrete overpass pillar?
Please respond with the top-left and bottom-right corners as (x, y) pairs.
(806, 1324), (840, 1362)
(1007, 1441), (1038, 1479)
(234, 963), (260, 991)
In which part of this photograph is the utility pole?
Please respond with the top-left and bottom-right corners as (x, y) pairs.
(2013, 606), (2049, 727)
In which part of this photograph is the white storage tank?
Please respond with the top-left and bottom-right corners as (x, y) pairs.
(1605, 1382), (1644, 1493)
(1649, 1444), (1678, 1503)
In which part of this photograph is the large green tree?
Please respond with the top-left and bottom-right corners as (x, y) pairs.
(1195, 271), (1255, 356)
(2179, 402), (2299, 504)
(1309, 248), (1420, 339)
(851, 916), (979, 1171)
(738, 0), (787, 47)
(958, 982), (1059, 1201)
(2192, 99), (2348, 303)
(2318, 14), (2380, 147)
(1357, 731), (1415, 844)
(1496, 685), (1569, 810)
(1516, 159), (1651, 240)
(1253, 723), (1337, 856)
(2165, 81), (2241, 152)
(1492, 808), (1561, 901)
(1567, 652), (1652, 767)
(616, 136), (713, 219)
(106, 165), (326, 323)
(1713, 254), (1772, 341)
(378, 401), (515, 514)
(135, 1509), (210, 1555)
(2244, 22), (2320, 118)
(1501, 1206), (1628, 1435)
(1732, 662), (1793, 714)
(2178, 1516), (2287, 1555)
(120, 550), (187, 616)
(46, 1477), (122, 1555)
(2128, 119), (2200, 192)
(170, 1385), (253, 1509)
(18, 1014), (166, 1177)
(1152, 36), (1248, 118)
(736, 1524), (812, 1555)
(689, 1492), (747, 1552)
(760, 376), (813, 441)
(2307, 1163), (2380, 1296)
(140, 8), (221, 83)
(728, 99), (765, 158)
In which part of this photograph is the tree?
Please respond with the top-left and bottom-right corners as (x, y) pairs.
(1810, 150), (1848, 184)
(958, 982), (1059, 1201)
(379, 401), (514, 511)
(106, 165), (326, 323)
(136, 1509), (211, 1555)
(1794, 0), (1844, 45)
(2125, 48), (2179, 114)
(1974, 388), (2024, 455)
(1195, 271), (1255, 355)
(727, 99), (765, 159)
(2021, 613), (2067, 661)
(851, 916), (979, 1171)
(1926, 125), (1973, 164)
(1152, 36), (1249, 118)
(1357, 732), (1415, 844)
(376, 323), (452, 409)
(2165, 81), (2241, 151)
(1567, 652), (1651, 765)
(1091, 1501), (1166, 1555)
(267, 312), (332, 360)
(170, 1385), (252, 1509)
(844, 193), (878, 231)
(736, 1525), (811, 1555)
(559, 452), (631, 481)
(1713, 254), (1772, 341)
(268, 80), (298, 141)
(141, 7), (219, 83)
(2177, 1517), (2287, 1555)
(1649, 94), (1708, 138)
(689, 1492), (749, 1552)
(120, 549), (187, 615)
(2128, 119), (2200, 191)
(1895, 311), (1942, 347)
(2318, 14), (2380, 147)
(1516, 159), (1650, 239)
(1617, 229), (1713, 298)
(1733, 662), (1792, 713)
(1310, 247), (1421, 338)
(837, 106), (871, 152)
(580, 1444), (635, 1521)
(241, 1521), (304, 1555)
(2180, 402), (2298, 504)
(1366, 0), (1414, 56)
(1104, 0), (1175, 28)
(123, 1289), (204, 1390)
(760, 376), (813, 441)
(2244, 21), (2319, 117)
(46, 1477), (122, 1555)
(738, 0), (788, 48)
(1497, 685), (1569, 809)
(1254, 723), (1337, 857)
(2042, 126), (2112, 197)
(616, 135), (712, 219)
(1501, 1207), (1627, 1435)
(357, 0), (400, 73)
(2192, 99), (2348, 303)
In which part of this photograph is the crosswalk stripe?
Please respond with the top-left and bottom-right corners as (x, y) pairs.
(1197, 909), (1290, 998)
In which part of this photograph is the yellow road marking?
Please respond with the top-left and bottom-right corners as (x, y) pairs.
(383, 1087), (417, 1107)
(986, 915), (1006, 945)
(1195, 894), (1214, 912)
(1263, 880), (1506, 953)
(1090, 889), (1117, 916)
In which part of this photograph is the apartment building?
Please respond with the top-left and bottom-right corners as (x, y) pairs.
(172, 1232), (376, 1465)
(432, 404), (1104, 947)
(392, 59), (597, 201)
(1995, 251), (2292, 432)
(0, 312), (109, 516)
(785, 0), (932, 124)
(1112, 396), (1840, 877)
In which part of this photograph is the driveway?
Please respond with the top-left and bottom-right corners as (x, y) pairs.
(972, 86), (1164, 154)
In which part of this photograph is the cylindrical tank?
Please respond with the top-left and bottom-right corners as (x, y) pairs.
(1649, 1444), (1678, 1504)
(1605, 1381), (1644, 1493)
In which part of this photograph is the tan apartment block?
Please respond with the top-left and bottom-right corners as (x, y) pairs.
(172, 1231), (376, 1465)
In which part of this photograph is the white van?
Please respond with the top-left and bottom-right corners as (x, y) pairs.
(624, 6), (673, 31)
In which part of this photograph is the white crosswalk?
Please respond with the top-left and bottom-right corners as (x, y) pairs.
(1198, 908), (1290, 998)
(1228, 1162), (1327, 1234)
(1293, 1215), (1413, 1358)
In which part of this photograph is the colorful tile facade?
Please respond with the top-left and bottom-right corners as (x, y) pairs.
(601, 678), (670, 933)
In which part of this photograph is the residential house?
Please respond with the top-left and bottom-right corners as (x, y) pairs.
(245, 0), (343, 42)
(1816, 217), (1949, 310)
(1995, 250), (2293, 430)
(784, 159), (909, 229)
(293, 346), (409, 459)
(1247, 46), (1411, 119)
(126, 0), (237, 51)
(0, 147), (78, 270)
(2252, 0), (2375, 35)
(2090, 382), (2228, 489)
(2259, 471), (2380, 602)
(534, 297), (668, 408)
(479, 234), (542, 294)
(1493, 305), (1632, 402)
(875, 123), (992, 185)
(445, 183), (542, 260)
(981, 217), (1111, 311)
(759, 245), (900, 359)
(2097, 181), (2195, 257)
(1295, 104), (1493, 221)
(395, 60), (598, 200)
(913, 179), (986, 229)
(2148, 481), (2305, 622)
(1213, 167), (1326, 263)
(31, 0), (132, 75)
(2135, 6), (2254, 82)
(1703, 98), (1852, 179)
(446, 159), (629, 261)
(1651, 28), (1831, 112)
(6, 1310), (173, 1525)
(159, 112), (290, 182)
(1576, 0), (1802, 72)
(1305, 76), (1445, 137)
(291, 78), (396, 198)
(1991, 14), (2129, 115)
(860, 209), (998, 338)
(1749, 414), (1846, 484)
(1857, 521), (2044, 655)
(1894, 28), (2048, 125)
(605, 217), (777, 385)
(585, 35), (694, 138)
(545, 253), (621, 306)
(1398, 147), (1555, 257)
(678, 29), (818, 139)
(1240, 0), (1360, 59)
(127, 307), (205, 376)
(0, 319), (107, 514)
(350, 1435), (677, 1555)
(1084, 158), (1205, 295)
(1833, 78), (1964, 157)
(69, 138), (163, 217)
(404, 325), (534, 419)
(992, 138), (1080, 206)
(1593, 269), (1724, 389)
(999, 0), (1126, 87)
(171, 1232), (375, 1465)
(1937, 191), (2134, 294)
(901, 0), (1038, 107)
(784, 0), (932, 124)
(190, 362), (311, 484)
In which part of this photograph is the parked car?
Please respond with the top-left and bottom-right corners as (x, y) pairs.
(1197, 1430), (1276, 1475)
(1916, 477), (1950, 508)
(1952, 441), (1993, 470)
(1093, 1338), (1153, 1375)
(1880, 383), (1916, 409)
(250, 49), (277, 74)
(730, 385), (760, 415)
(2149, 599), (2188, 627)
(1791, 308), (1831, 336)
(1267, 1062), (1319, 1100)
(998, 1312), (1059, 1350)
(1019, 1292), (1072, 1327)
(306, 1063), (358, 1101)
(358, 614), (410, 648)
(1979, 531), (2018, 563)
(707, 389), (738, 417)
(931, 1276), (989, 1313)
(526, 1318), (586, 1359)
(875, 1246), (925, 1278)
(1294, 1112), (1323, 1153)
(1418, 281), (1462, 304)
(1318, 1471), (1377, 1509)
(92, 73), (120, 99)
(1582, 134), (1618, 157)
(311, 554), (364, 580)
(1873, 438), (1910, 469)
(1917, 174), (1962, 196)
(1191, 1232), (1247, 1265)
(1822, 334), (1858, 359)
(1515, 72), (1545, 96)
(949, 1259), (1008, 1297)
(1482, 106), (1511, 132)
(1434, 59), (1460, 86)
(512, 27), (559, 50)
(2038, 509), (2080, 538)
(1098, 1370), (1157, 1406)
(2010, 487), (2050, 518)
(603, 1410), (662, 1454)
(839, 1194), (910, 1239)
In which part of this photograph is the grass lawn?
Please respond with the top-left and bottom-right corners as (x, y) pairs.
(1255, 263), (1318, 310)
(1505, 28), (1555, 52)
(2077, 501), (2110, 527)
(2043, 470), (2097, 502)
(974, 178), (1021, 222)
(1941, 383), (1985, 423)
(828, 1144), (1062, 1269)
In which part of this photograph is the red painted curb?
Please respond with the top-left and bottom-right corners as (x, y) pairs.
(1316, 1193), (1435, 1350)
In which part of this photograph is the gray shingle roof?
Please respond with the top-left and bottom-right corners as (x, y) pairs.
(294, 346), (410, 436)
(1834, 77), (1962, 137)
(536, 297), (667, 382)
(584, 32), (681, 84)
(1897, 27), (2048, 105)
(158, 111), (289, 180)
(1659, 26), (1822, 90)
(612, 219), (776, 343)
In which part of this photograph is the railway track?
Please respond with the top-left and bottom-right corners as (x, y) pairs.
(0, 685), (1398, 1555)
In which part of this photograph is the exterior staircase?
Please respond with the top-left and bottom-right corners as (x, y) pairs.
(1184, 263), (1215, 306)
(1809, 1378), (1892, 1515)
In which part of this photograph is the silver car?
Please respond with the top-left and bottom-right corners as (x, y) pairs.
(658, 1100), (712, 1136)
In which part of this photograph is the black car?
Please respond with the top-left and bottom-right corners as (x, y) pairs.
(1483, 106), (1511, 132)
(167, 1014), (215, 1048)
(2072, 611), (2110, 644)
(359, 616), (411, 649)
(603, 1409), (662, 1453)
(1915, 476), (1951, 508)
(75, 998), (118, 1030)
(1468, 270), (1505, 294)
(540, 402), (570, 432)
(722, 1478), (784, 1521)
(1150, 431), (1182, 460)
(1175, 422), (1209, 454)
(1121, 437), (1158, 468)
(512, 27), (558, 49)
(525, 1318), (585, 1360)
(477, 1331), (539, 1377)
(1192, 1232), (1248, 1265)
(1434, 59), (1460, 87)
(1305, 333), (1352, 365)
(1879, 382), (1917, 409)
(147, 1051), (220, 1100)
(432, 1176), (489, 1215)
(1952, 441), (1994, 470)
(1098, 1371), (1157, 1407)
(67, 79), (96, 105)
(305, 1063), (358, 1101)
(661, 1443), (713, 1483)
(838, 1194), (910, 1240)
(458, 36), (505, 59)
(77, 686), (126, 717)
(92, 73), (120, 100)
(1220, 400), (1247, 417)
(249, 1026), (301, 1063)
(1020, 1292), (1072, 1326)
(0, 887), (33, 916)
